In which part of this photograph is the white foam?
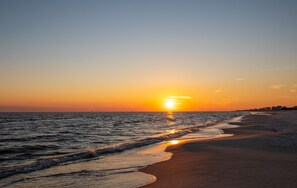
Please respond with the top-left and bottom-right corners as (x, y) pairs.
(250, 112), (271, 116)
(7, 142), (171, 188)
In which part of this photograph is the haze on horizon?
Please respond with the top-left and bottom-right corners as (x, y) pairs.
(0, 0), (297, 112)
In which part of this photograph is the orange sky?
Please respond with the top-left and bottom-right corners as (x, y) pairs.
(1, 1), (297, 112)
(1, 76), (296, 112)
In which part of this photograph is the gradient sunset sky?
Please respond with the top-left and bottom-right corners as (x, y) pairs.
(0, 0), (297, 112)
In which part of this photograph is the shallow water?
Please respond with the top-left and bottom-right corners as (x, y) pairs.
(0, 112), (247, 187)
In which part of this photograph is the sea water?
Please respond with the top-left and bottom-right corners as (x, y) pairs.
(0, 112), (247, 187)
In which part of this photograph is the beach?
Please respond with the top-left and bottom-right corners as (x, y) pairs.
(141, 111), (297, 188)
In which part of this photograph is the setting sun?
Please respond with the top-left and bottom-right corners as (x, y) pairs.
(165, 99), (176, 110)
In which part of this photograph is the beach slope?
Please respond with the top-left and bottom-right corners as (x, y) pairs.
(141, 111), (297, 188)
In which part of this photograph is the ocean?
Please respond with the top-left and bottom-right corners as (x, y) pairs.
(0, 111), (247, 187)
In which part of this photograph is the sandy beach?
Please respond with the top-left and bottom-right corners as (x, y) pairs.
(141, 111), (297, 188)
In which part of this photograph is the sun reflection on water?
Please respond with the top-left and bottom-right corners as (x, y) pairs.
(168, 140), (180, 145)
(167, 129), (176, 134)
(166, 112), (176, 126)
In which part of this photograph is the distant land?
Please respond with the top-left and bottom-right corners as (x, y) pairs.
(242, 105), (297, 111)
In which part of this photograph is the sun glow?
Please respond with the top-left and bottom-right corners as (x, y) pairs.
(165, 99), (176, 110)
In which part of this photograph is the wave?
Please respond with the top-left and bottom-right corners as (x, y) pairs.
(0, 134), (58, 143)
(0, 144), (60, 156)
(0, 116), (239, 179)
(0, 111), (245, 179)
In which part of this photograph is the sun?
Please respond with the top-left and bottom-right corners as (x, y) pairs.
(165, 99), (176, 110)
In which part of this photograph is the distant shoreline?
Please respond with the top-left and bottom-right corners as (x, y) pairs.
(241, 105), (297, 111)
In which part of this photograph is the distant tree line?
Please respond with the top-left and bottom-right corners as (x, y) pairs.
(244, 105), (297, 111)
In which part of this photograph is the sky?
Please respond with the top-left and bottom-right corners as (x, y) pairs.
(0, 0), (297, 112)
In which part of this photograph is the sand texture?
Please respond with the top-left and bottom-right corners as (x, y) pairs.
(141, 111), (297, 188)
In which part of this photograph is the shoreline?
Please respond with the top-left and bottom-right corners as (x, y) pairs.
(140, 111), (297, 188)
(0, 112), (245, 188)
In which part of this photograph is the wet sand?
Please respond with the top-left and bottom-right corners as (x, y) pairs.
(141, 111), (297, 188)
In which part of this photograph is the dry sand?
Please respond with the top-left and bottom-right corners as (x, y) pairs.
(141, 111), (297, 188)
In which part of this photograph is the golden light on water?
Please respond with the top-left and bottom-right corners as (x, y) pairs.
(167, 129), (176, 134)
(168, 140), (180, 145)
(166, 112), (176, 126)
